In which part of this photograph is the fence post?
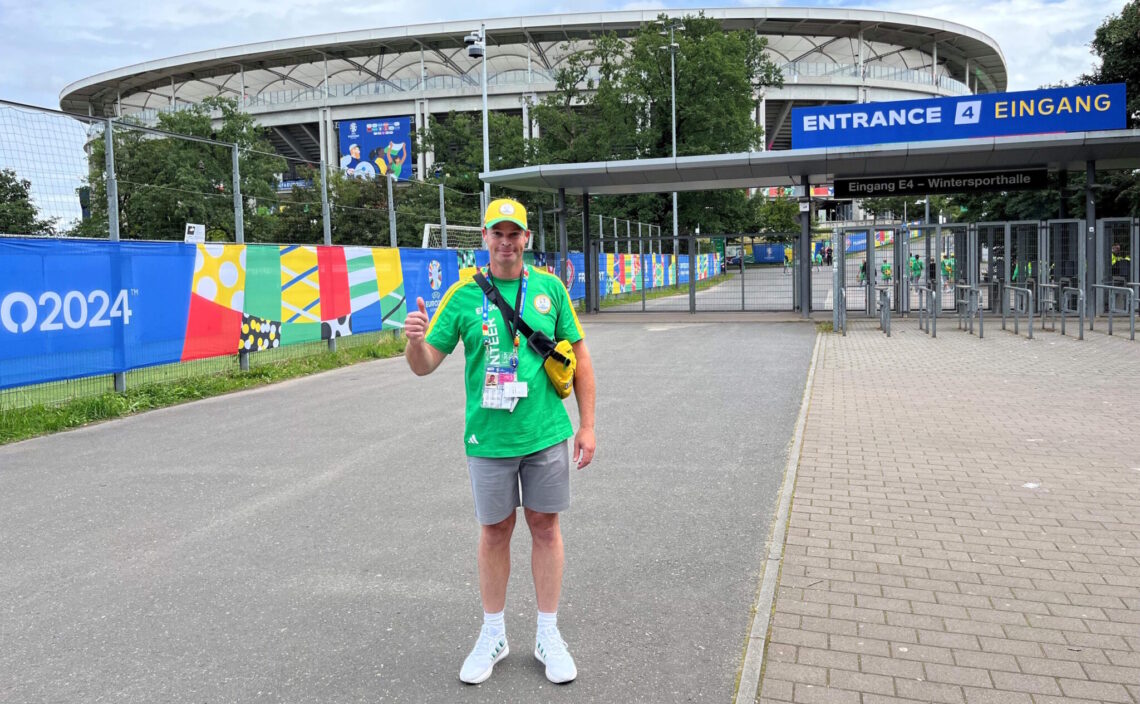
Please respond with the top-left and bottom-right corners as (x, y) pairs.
(639, 223), (646, 312)
(320, 158), (332, 246)
(688, 237), (696, 313)
(105, 120), (120, 243)
(233, 145), (251, 369)
(104, 120), (127, 393)
(439, 183), (447, 248)
(387, 174), (397, 248)
(538, 205), (545, 252)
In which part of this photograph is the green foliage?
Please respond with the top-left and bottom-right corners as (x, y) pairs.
(74, 97), (287, 241)
(0, 168), (56, 235)
(752, 197), (801, 235)
(528, 14), (784, 238)
(430, 13), (784, 239)
(1085, 0), (1140, 130)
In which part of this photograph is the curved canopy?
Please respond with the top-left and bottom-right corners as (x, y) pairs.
(60, 7), (1006, 116)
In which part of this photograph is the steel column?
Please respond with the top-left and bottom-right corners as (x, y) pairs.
(801, 174), (812, 318)
(1085, 162), (1096, 327)
(537, 206), (544, 252)
(557, 189), (569, 290)
(583, 193), (594, 313)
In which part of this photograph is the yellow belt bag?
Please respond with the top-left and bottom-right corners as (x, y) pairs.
(475, 272), (576, 399)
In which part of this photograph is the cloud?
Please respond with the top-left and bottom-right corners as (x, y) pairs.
(763, 0), (1124, 90)
(0, 0), (1127, 108)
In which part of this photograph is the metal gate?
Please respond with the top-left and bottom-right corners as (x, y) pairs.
(1097, 217), (1138, 312)
(590, 234), (798, 312)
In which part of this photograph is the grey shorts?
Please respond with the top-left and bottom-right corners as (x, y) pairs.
(466, 441), (570, 525)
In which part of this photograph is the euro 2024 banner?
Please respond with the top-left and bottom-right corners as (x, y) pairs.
(337, 117), (413, 181)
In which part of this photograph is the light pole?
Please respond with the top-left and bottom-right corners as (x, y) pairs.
(465, 25), (490, 207)
(659, 19), (684, 267)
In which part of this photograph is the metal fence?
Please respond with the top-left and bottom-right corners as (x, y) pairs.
(0, 100), (665, 410)
(831, 218), (1138, 344)
(0, 99), (658, 252)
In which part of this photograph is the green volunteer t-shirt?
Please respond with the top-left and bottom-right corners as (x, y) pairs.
(911, 261), (922, 278)
(425, 265), (584, 458)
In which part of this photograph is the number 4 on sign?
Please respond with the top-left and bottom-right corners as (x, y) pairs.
(110, 289), (133, 325)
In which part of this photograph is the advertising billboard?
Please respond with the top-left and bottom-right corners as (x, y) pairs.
(792, 84), (1127, 149)
(337, 117), (413, 181)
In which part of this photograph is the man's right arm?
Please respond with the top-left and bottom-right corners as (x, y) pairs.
(404, 297), (447, 376)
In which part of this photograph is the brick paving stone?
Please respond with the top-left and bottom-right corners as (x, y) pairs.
(755, 321), (1140, 704)
(962, 689), (1034, 704)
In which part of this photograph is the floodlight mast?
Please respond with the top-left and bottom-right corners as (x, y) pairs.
(659, 19), (684, 260)
(467, 25), (490, 207)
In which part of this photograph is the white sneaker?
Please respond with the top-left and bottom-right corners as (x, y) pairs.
(534, 627), (577, 683)
(459, 625), (508, 684)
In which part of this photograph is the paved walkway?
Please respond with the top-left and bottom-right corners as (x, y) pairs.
(0, 322), (817, 704)
(757, 318), (1140, 704)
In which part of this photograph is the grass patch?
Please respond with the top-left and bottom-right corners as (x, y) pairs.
(0, 334), (406, 446)
(815, 321), (835, 333)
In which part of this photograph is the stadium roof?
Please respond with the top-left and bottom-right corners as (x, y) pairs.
(480, 131), (1140, 195)
(60, 7), (1006, 115)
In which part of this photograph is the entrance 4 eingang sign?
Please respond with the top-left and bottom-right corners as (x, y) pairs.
(793, 84), (1126, 149)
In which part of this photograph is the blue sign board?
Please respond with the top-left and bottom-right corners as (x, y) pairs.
(337, 117), (414, 181)
(752, 244), (784, 264)
(399, 248), (460, 321)
(793, 84), (1127, 149)
(0, 238), (194, 389)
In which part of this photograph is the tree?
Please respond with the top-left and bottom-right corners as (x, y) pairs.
(752, 197), (801, 236)
(0, 169), (56, 235)
(75, 97), (286, 240)
(529, 13), (784, 238)
(408, 17), (786, 245)
(1081, 0), (1140, 215)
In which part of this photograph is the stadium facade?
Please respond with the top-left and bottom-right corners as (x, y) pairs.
(60, 8), (1006, 185)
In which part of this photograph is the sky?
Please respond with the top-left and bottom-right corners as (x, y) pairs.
(0, 0), (1127, 226)
(0, 0), (1127, 109)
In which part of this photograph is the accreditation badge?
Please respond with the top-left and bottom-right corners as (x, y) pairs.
(481, 365), (528, 411)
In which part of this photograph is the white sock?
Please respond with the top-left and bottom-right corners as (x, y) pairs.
(484, 610), (505, 637)
(537, 610), (557, 634)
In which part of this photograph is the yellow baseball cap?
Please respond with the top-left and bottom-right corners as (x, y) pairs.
(484, 198), (528, 230)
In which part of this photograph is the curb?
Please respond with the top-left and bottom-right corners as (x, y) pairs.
(734, 330), (823, 704)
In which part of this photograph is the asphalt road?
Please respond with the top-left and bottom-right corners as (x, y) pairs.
(0, 321), (816, 704)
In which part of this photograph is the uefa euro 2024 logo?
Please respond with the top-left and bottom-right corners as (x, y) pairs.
(428, 260), (442, 292)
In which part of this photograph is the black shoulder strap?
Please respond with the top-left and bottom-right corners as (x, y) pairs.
(474, 271), (525, 332)
(473, 271), (571, 366)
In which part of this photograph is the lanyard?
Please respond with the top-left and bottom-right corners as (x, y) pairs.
(482, 266), (528, 367)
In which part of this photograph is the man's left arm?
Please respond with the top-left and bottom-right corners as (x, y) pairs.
(570, 339), (596, 469)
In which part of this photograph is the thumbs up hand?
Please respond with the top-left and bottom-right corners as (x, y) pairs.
(405, 297), (430, 342)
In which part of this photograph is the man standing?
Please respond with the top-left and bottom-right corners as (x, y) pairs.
(404, 198), (597, 686)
